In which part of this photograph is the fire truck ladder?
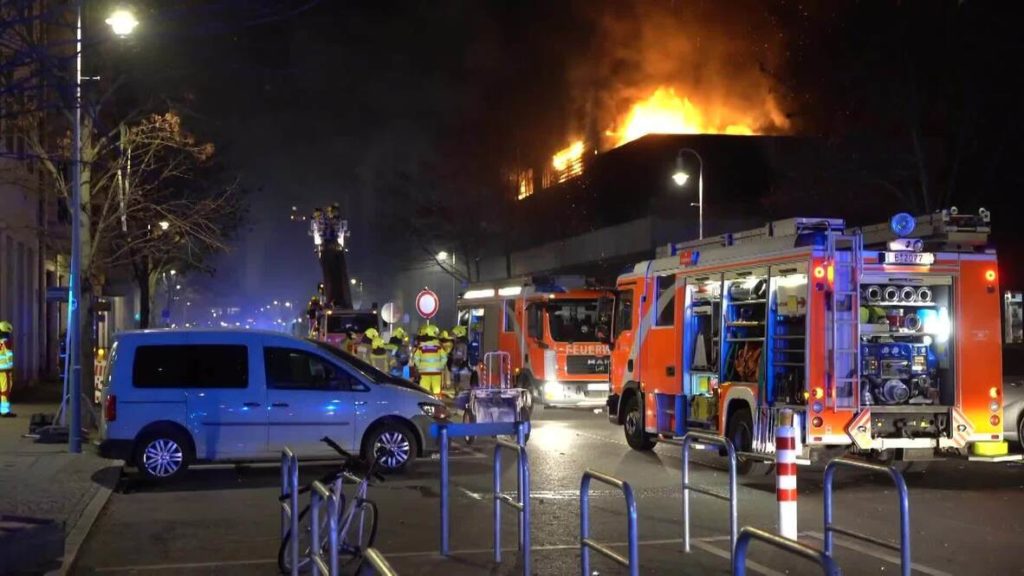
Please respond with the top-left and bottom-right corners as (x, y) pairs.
(827, 230), (862, 411)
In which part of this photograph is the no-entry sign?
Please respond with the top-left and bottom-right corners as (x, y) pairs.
(415, 289), (439, 319)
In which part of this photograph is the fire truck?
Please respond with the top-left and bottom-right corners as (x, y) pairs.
(605, 209), (1019, 470)
(457, 277), (613, 408)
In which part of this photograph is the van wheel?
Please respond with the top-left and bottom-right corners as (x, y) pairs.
(365, 422), (417, 474)
(135, 427), (192, 481)
(623, 395), (656, 451)
(726, 408), (754, 475)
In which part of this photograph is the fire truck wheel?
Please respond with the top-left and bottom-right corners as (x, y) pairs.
(726, 408), (755, 474)
(623, 395), (656, 451)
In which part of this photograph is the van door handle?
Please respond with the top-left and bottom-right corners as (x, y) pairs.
(243, 402), (261, 408)
(271, 402), (289, 408)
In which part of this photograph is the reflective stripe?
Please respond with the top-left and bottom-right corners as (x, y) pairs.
(543, 349), (557, 380)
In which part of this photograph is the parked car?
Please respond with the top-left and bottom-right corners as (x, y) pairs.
(1005, 345), (1024, 446)
(98, 329), (447, 480)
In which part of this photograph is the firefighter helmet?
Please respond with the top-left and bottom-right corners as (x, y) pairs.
(451, 325), (467, 338)
(0, 321), (11, 333)
(364, 328), (380, 340)
(424, 324), (440, 338)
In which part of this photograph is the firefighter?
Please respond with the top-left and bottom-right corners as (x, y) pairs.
(449, 325), (472, 390)
(438, 330), (454, 392)
(306, 296), (322, 338)
(413, 324), (447, 396)
(0, 321), (14, 418)
(369, 337), (390, 372)
(357, 327), (378, 361)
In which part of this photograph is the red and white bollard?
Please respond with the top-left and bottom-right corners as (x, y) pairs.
(776, 408), (798, 539)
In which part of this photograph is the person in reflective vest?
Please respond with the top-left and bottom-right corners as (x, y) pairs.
(413, 324), (447, 396)
(369, 337), (390, 372)
(0, 321), (14, 418)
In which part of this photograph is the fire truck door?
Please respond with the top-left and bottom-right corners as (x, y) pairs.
(524, 303), (548, 380)
(610, 285), (638, 387)
(643, 274), (680, 393)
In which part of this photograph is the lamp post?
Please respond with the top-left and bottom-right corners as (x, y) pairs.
(671, 148), (705, 240)
(67, 3), (138, 453)
(437, 251), (456, 325)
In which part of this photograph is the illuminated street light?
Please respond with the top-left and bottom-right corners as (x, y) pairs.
(158, 220), (170, 231)
(175, 284), (181, 290)
(169, 269), (177, 276)
(67, 3), (140, 453)
(671, 148), (705, 240)
(350, 278), (358, 285)
(436, 251), (449, 261)
(284, 301), (292, 308)
(105, 8), (139, 37)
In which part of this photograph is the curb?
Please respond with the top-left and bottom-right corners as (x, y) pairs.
(54, 461), (122, 576)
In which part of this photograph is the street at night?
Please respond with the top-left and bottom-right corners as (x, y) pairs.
(4, 1), (1024, 575)
(71, 408), (1023, 575)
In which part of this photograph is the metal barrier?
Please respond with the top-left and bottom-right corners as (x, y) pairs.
(309, 479), (342, 576)
(823, 458), (910, 576)
(681, 431), (738, 562)
(493, 438), (531, 574)
(733, 526), (841, 576)
(431, 420), (529, 556)
(579, 469), (639, 576)
(280, 447), (300, 576)
(362, 548), (400, 576)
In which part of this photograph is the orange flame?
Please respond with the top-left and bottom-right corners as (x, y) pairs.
(551, 140), (585, 183)
(606, 86), (768, 147)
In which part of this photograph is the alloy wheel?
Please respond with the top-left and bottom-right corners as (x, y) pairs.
(142, 438), (184, 477)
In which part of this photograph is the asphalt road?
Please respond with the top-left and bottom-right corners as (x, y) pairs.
(72, 408), (1024, 576)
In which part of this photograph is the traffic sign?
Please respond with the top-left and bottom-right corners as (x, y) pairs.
(381, 301), (402, 324)
(415, 289), (439, 320)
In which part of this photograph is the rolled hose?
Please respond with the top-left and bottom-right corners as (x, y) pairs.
(883, 286), (900, 303)
(864, 285), (882, 303)
(900, 286), (918, 303)
(917, 286), (932, 303)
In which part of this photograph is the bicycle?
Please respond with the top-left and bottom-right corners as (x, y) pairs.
(278, 436), (385, 574)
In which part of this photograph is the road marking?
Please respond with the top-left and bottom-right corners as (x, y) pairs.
(803, 531), (953, 576)
(92, 535), (736, 572)
(456, 486), (484, 500)
(691, 540), (787, 576)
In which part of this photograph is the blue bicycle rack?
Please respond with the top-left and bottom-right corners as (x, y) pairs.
(430, 421), (529, 557)
(733, 526), (841, 576)
(579, 469), (639, 576)
(823, 457), (911, 576)
(493, 438), (531, 575)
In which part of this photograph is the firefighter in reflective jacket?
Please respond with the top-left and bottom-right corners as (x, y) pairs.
(0, 321), (14, 418)
(369, 337), (390, 372)
(413, 324), (447, 396)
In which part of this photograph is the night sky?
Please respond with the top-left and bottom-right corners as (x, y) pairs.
(113, 0), (1024, 304)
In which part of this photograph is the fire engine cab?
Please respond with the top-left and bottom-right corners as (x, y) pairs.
(605, 209), (1019, 470)
(458, 277), (613, 408)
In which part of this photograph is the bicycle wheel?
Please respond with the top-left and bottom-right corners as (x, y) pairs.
(278, 493), (348, 574)
(342, 498), (379, 556)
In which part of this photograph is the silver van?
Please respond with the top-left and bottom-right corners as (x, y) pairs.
(98, 329), (446, 480)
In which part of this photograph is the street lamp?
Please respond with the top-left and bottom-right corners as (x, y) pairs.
(437, 250), (456, 324)
(158, 220), (170, 231)
(671, 148), (705, 240)
(67, 4), (139, 453)
(105, 8), (139, 37)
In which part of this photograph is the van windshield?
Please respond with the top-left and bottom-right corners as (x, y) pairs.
(547, 300), (603, 342)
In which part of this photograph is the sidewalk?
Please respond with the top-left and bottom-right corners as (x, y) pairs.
(0, 381), (122, 575)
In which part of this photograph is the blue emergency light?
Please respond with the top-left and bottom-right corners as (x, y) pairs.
(890, 212), (916, 237)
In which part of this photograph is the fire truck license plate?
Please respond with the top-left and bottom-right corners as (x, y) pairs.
(881, 251), (935, 265)
(587, 383), (609, 391)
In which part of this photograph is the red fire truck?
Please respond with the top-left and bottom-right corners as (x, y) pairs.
(457, 277), (613, 408)
(605, 209), (1019, 470)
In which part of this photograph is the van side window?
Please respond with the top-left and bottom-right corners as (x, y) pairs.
(265, 347), (363, 391)
(133, 345), (248, 389)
